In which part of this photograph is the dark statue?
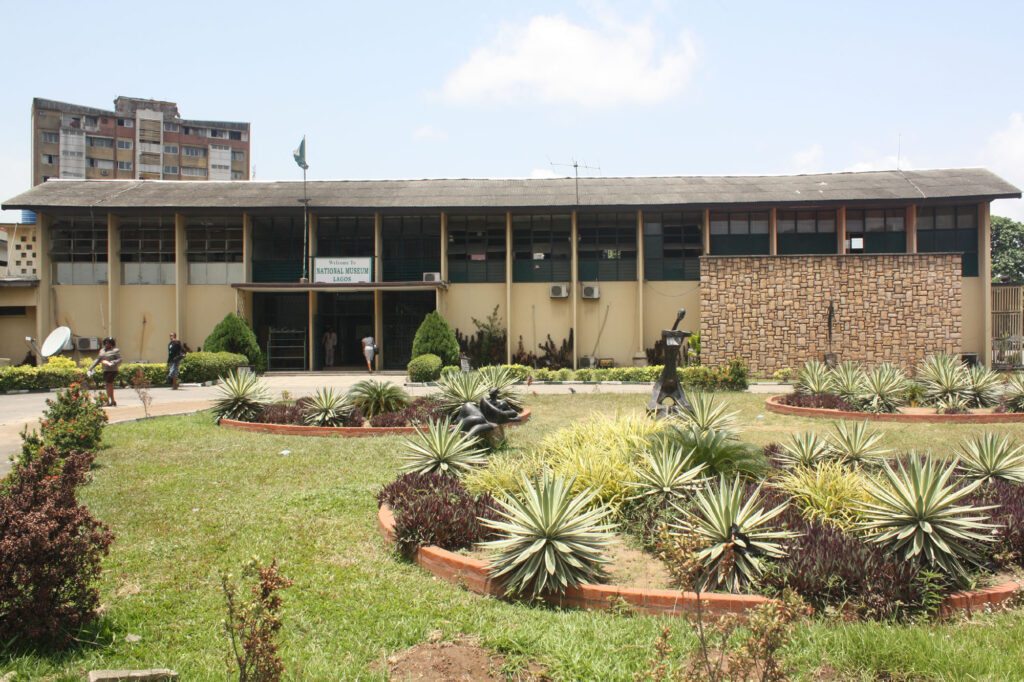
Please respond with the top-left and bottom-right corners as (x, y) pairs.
(648, 308), (693, 419)
(823, 299), (837, 368)
(456, 388), (522, 438)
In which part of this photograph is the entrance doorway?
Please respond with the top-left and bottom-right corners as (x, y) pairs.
(382, 291), (435, 370)
(315, 292), (374, 369)
(253, 292), (308, 371)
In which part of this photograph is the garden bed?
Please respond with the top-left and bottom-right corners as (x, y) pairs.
(766, 394), (1024, 423)
(220, 408), (531, 437)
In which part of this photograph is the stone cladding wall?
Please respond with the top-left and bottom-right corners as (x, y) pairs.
(700, 254), (962, 374)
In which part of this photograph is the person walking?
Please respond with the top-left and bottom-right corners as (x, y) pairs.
(322, 326), (338, 367)
(361, 335), (376, 373)
(87, 337), (122, 407)
(166, 331), (189, 389)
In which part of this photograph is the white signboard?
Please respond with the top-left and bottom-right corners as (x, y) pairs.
(313, 257), (373, 284)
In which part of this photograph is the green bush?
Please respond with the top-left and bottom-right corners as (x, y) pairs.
(573, 368), (594, 382)
(532, 368), (555, 382)
(203, 313), (266, 372)
(33, 366), (86, 389)
(410, 311), (460, 366)
(503, 364), (532, 381)
(116, 363), (167, 388)
(407, 353), (442, 382)
(180, 351), (249, 383)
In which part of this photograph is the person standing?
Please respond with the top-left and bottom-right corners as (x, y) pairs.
(322, 326), (338, 367)
(166, 332), (189, 389)
(87, 337), (122, 407)
(361, 335), (375, 373)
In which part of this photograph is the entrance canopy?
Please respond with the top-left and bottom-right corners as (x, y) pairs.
(231, 280), (446, 293)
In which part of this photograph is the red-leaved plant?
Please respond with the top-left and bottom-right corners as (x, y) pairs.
(222, 558), (293, 682)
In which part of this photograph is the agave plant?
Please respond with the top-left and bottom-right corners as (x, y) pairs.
(917, 353), (969, 405)
(827, 420), (888, 466)
(855, 455), (997, 579)
(211, 369), (270, 422)
(935, 393), (970, 415)
(964, 365), (1003, 408)
(302, 387), (352, 426)
(775, 432), (830, 468)
(859, 364), (908, 414)
(1005, 373), (1024, 413)
(347, 379), (409, 418)
(628, 443), (709, 502)
(954, 432), (1024, 484)
(795, 360), (833, 396)
(435, 371), (489, 414)
(401, 417), (488, 476)
(775, 460), (870, 529)
(652, 426), (767, 477)
(482, 473), (616, 597)
(670, 475), (796, 592)
(829, 361), (866, 407)
(477, 365), (524, 409)
(676, 391), (739, 435)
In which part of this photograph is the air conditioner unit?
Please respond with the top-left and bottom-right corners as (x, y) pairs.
(422, 272), (442, 282)
(580, 355), (598, 368)
(76, 337), (100, 351)
(581, 284), (600, 300)
(549, 284), (569, 299)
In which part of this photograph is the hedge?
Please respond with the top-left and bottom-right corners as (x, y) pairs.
(407, 353), (442, 382)
(473, 358), (749, 391)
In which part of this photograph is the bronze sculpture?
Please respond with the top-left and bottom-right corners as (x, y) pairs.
(455, 388), (522, 438)
(648, 308), (693, 418)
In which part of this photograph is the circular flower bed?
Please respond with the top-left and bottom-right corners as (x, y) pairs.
(766, 394), (1024, 423)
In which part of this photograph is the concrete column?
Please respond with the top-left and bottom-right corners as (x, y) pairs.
(174, 214), (187, 342)
(374, 213), (383, 282)
(505, 211), (512, 364)
(635, 209), (645, 360)
(571, 210), (579, 370)
(981, 202), (993, 367)
(702, 209), (711, 255)
(836, 206), (846, 254)
(242, 213), (253, 282)
(906, 205), (917, 254)
(308, 291), (316, 371)
(374, 212), (384, 371)
(374, 290), (383, 371)
(438, 212), (447, 316)
(768, 207), (778, 256)
(107, 213), (120, 340)
(34, 213), (53, 362)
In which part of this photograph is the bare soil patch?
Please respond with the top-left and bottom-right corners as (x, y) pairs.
(386, 634), (548, 681)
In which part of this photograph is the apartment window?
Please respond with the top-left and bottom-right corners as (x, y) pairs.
(187, 217), (244, 284)
(211, 163), (230, 171)
(917, 204), (978, 276)
(643, 211), (702, 280)
(229, 130), (242, 140)
(120, 217), (176, 285)
(777, 210), (837, 254)
(117, 161), (133, 171)
(117, 118), (134, 127)
(231, 170), (244, 180)
(61, 150), (83, 158)
(709, 211), (770, 255)
(447, 214), (507, 283)
(117, 139), (133, 150)
(163, 165), (179, 175)
(41, 154), (57, 165)
(211, 143), (229, 151)
(164, 144), (178, 154)
(381, 215), (442, 281)
(231, 150), (245, 161)
(0, 307), (27, 316)
(317, 216), (374, 258)
(577, 212), (638, 281)
(50, 217), (108, 285)
(512, 213), (571, 282)
(183, 126), (206, 137)
(183, 146), (207, 157)
(252, 217), (304, 282)
(87, 135), (114, 148)
(87, 158), (114, 169)
(846, 208), (905, 254)
(41, 132), (59, 144)
(181, 166), (207, 177)
(164, 122), (179, 132)
(84, 115), (98, 126)
(210, 129), (225, 138)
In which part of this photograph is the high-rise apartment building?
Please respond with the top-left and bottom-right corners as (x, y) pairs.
(31, 96), (250, 185)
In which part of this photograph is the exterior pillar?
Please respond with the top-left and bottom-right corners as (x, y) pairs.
(505, 211), (512, 364)
(374, 212), (383, 371)
(702, 209), (711, 255)
(242, 213), (253, 282)
(174, 214), (186, 340)
(768, 207), (778, 256)
(374, 290), (383, 371)
(906, 205), (917, 254)
(107, 213), (120, 341)
(981, 202), (992, 367)
(571, 210), (579, 370)
(374, 213), (383, 283)
(635, 209), (645, 361)
(836, 206), (846, 254)
(308, 291), (316, 371)
(35, 213), (53, 363)
(438, 212), (447, 316)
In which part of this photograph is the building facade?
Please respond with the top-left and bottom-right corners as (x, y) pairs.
(31, 97), (250, 185)
(1, 169), (1018, 372)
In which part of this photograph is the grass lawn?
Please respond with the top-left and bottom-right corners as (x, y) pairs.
(6, 392), (1024, 680)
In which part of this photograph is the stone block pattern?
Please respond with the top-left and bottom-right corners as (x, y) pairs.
(700, 254), (962, 373)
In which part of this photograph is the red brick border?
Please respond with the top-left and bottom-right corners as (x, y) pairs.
(219, 408), (531, 437)
(378, 504), (1021, 618)
(765, 395), (1024, 424)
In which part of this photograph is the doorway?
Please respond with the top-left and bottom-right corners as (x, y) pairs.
(315, 292), (374, 369)
(382, 291), (436, 370)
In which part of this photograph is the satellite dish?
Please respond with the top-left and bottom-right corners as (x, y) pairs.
(40, 326), (72, 358)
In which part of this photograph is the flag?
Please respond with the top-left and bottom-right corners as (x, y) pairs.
(293, 137), (309, 170)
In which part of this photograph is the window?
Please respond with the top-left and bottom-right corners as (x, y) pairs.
(164, 122), (179, 132)
(229, 131), (242, 140)
(163, 165), (179, 175)
(183, 126), (206, 137)
(117, 118), (134, 128)
(164, 144), (178, 154)
(777, 209), (837, 254)
(0, 306), (27, 316)
(183, 146), (207, 157)
(231, 170), (244, 180)
(84, 115), (98, 126)
(447, 214), (506, 283)
(577, 213), (638, 281)
(643, 211), (702, 280)
(211, 163), (230, 170)
(211, 143), (229, 151)
(917, 204), (978, 276)
(187, 217), (244, 284)
(41, 131), (59, 144)
(87, 158), (114, 169)
(41, 154), (57, 165)
(49, 217), (108, 284)
(120, 217), (175, 285)
(61, 149), (83, 158)
(87, 135), (114, 148)
(709, 211), (770, 255)
(231, 151), (245, 162)
(317, 216), (374, 258)
(117, 139), (133, 150)
(381, 215), (442, 281)
(210, 129), (225, 138)
(117, 161), (133, 171)
(181, 166), (207, 177)
(252, 217), (305, 282)
(512, 213), (571, 282)
(846, 208), (905, 254)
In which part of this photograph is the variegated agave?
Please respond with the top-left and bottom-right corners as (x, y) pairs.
(917, 353), (969, 405)
(482, 473), (616, 597)
(435, 371), (489, 414)
(964, 365), (1003, 408)
(775, 432), (830, 468)
(676, 391), (739, 435)
(954, 432), (1024, 484)
(859, 364), (908, 414)
(302, 387), (352, 426)
(795, 360), (833, 396)
(401, 417), (488, 476)
(211, 369), (270, 422)
(477, 365), (524, 409)
(628, 443), (709, 502)
(829, 361), (866, 407)
(827, 421), (888, 466)
(670, 475), (796, 592)
(1004, 373), (1024, 413)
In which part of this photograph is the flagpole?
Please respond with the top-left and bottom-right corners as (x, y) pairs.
(301, 164), (309, 282)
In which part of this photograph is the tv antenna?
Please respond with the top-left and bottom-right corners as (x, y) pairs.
(549, 157), (601, 205)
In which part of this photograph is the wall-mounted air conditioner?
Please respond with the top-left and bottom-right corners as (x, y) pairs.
(549, 284), (569, 298)
(580, 355), (599, 368)
(581, 284), (600, 300)
(76, 336), (100, 351)
(422, 272), (442, 282)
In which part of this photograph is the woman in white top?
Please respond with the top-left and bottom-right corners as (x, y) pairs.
(361, 336), (375, 373)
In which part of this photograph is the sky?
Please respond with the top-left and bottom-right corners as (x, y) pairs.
(1, 0), (1023, 220)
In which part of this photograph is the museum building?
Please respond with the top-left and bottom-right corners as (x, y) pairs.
(1, 168), (1019, 373)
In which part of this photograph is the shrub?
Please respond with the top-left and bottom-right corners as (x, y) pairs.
(116, 362), (167, 388)
(34, 364), (86, 389)
(965, 365), (1004, 408)
(221, 557), (292, 682)
(677, 391), (739, 434)
(435, 370), (488, 414)
(401, 396), (448, 425)
(212, 369), (270, 422)
(203, 313), (266, 373)
(827, 420), (889, 466)
(369, 411), (408, 428)
(410, 311), (460, 366)
(401, 417), (488, 476)
(462, 449), (546, 499)
(256, 403), (305, 426)
(1004, 373), (1024, 413)
(180, 351), (249, 383)
(953, 432), (1024, 484)
(347, 379), (409, 418)
(652, 425), (767, 478)
(961, 479), (1024, 568)
(772, 367), (794, 382)
(454, 305), (507, 367)
(628, 444), (708, 504)
(379, 471), (469, 511)
(917, 353), (969, 405)
(503, 364), (531, 381)
(774, 432), (830, 469)
(859, 364), (909, 413)
(407, 353), (442, 382)
(477, 365), (524, 409)
(774, 460), (870, 529)
(795, 360), (833, 395)
(302, 387), (352, 427)
(829, 361), (866, 407)
(0, 448), (114, 647)
(37, 382), (108, 457)
(573, 367), (594, 382)
(778, 393), (853, 411)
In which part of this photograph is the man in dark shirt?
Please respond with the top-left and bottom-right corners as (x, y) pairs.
(166, 332), (189, 390)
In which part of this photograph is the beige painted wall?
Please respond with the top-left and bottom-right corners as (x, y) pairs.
(117, 286), (177, 362)
(53, 285), (109, 339)
(444, 283), (506, 338)
(576, 281), (639, 364)
(0, 288), (36, 363)
(962, 277), (984, 358)
(644, 281), (702, 353)
(509, 283), (572, 359)
(183, 285), (240, 350)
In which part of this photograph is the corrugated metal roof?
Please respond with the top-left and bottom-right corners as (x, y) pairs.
(3, 168), (1019, 212)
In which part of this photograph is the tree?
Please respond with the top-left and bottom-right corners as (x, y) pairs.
(411, 311), (460, 366)
(992, 215), (1024, 283)
(204, 314), (267, 372)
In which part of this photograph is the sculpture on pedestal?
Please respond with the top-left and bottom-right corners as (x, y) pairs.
(648, 308), (693, 419)
(455, 389), (522, 438)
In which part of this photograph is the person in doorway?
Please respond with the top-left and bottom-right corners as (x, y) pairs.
(361, 335), (375, 373)
(166, 332), (190, 389)
(322, 326), (338, 367)
(87, 337), (122, 407)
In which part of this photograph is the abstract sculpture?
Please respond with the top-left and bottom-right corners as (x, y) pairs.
(648, 308), (693, 418)
(456, 388), (522, 438)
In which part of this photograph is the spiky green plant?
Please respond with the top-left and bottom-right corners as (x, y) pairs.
(830, 361), (866, 407)
(827, 421), (889, 466)
(627, 443), (708, 502)
(964, 365), (1003, 408)
(795, 360), (833, 396)
(211, 369), (270, 422)
(954, 432), (1024, 484)
(652, 427), (767, 478)
(859, 364), (908, 413)
(671, 476), (796, 592)
(347, 379), (409, 418)
(676, 391), (739, 434)
(1004, 373), (1024, 413)
(935, 393), (970, 415)
(917, 353), (969, 405)
(775, 461), (870, 529)
(855, 455), (997, 580)
(302, 387), (352, 427)
(462, 449), (547, 498)
(477, 365), (524, 409)
(435, 371), (489, 414)
(482, 473), (616, 597)
(400, 417), (488, 476)
(775, 432), (830, 468)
